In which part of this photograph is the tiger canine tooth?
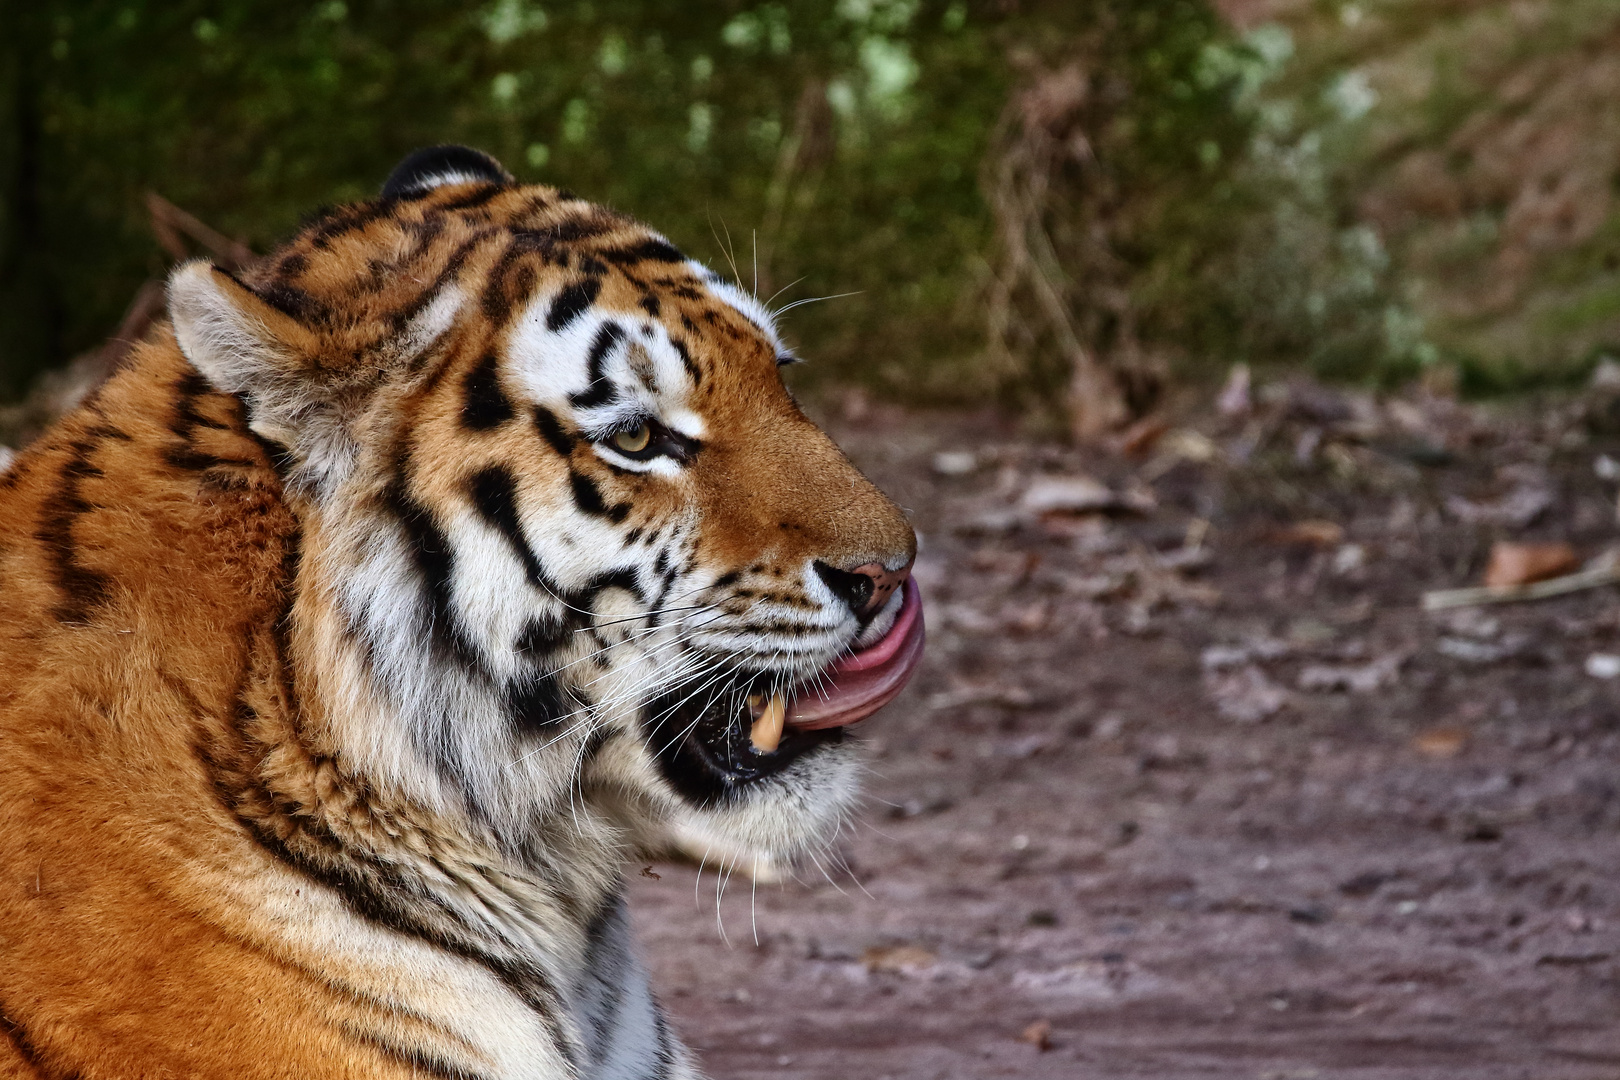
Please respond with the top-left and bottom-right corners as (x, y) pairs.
(749, 693), (787, 753)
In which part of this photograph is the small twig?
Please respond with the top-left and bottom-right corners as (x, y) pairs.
(1422, 566), (1620, 611)
(146, 192), (257, 270)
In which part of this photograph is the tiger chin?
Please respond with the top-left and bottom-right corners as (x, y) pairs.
(0, 147), (924, 1080)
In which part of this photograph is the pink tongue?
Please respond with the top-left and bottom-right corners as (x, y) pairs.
(788, 578), (926, 730)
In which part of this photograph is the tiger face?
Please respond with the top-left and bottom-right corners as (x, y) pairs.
(167, 147), (923, 867)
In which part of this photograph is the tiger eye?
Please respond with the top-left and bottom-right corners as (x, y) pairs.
(613, 424), (652, 454)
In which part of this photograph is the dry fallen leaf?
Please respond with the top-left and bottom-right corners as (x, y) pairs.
(1020, 1019), (1054, 1051)
(1116, 415), (1168, 456)
(1269, 520), (1345, 547)
(1483, 541), (1578, 588)
(1412, 726), (1468, 759)
(861, 945), (937, 974)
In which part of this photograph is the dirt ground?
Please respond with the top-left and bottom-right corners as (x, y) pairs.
(628, 379), (1620, 1080)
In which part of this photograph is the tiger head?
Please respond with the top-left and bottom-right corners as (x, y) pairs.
(166, 147), (923, 869)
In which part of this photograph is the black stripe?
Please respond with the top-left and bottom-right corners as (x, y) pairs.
(584, 890), (619, 948)
(516, 613), (572, 658)
(468, 466), (554, 591)
(550, 214), (615, 242)
(258, 282), (328, 324)
(305, 200), (399, 250)
(483, 244), (537, 326)
(236, 797), (577, 1062)
(351, 1031), (493, 1080)
(569, 323), (625, 408)
(510, 614), (584, 733)
(670, 338), (700, 385)
(461, 353), (514, 430)
(515, 192), (554, 222)
(532, 406), (575, 456)
(437, 182), (506, 213)
(175, 370), (227, 424)
(468, 468), (640, 613)
(546, 279), (602, 332)
(568, 471), (629, 523)
(649, 562), (678, 611)
(505, 672), (570, 734)
(579, 894), (627, 1055)
(401, 210), (447, 253)
(509, 229), (561, 262)
(412, 228), (493, 329)
(0, 1007), (77, 1080)
(199, 701), (580, 1067)
(415, 326), (472, 396)
(638, 294), (660, 316)
(166, 371), (257, 473)
(601, 239), (686, 265)
(653, 1007), (678, 1079)
(378, 474), (480, 667)
(586, 323), (624, 381)
(383, 276), (461, 342)
(583, 566), (641, 600)
(34, 437), (111, 624)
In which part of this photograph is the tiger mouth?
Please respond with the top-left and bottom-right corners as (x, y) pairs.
(646, 681), (845, 804)
(645, 580), (925, 804)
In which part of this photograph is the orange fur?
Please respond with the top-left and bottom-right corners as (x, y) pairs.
(0, 166), (914, 1077)
(0, 342), (417, 1076)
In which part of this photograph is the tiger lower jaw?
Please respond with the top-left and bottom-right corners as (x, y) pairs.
(643, 675), (851, 804)
(657, 725), (864, 865)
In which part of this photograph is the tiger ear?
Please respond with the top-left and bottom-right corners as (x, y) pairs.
(167, 260), (332, 459)
(382, 145), (511, 200)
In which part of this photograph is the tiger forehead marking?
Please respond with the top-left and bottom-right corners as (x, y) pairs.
(0, 146), (922, 1078)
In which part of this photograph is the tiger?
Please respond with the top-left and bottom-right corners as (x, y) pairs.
(0, 145), (924, 1080)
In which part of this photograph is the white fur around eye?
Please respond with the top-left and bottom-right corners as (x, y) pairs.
(590, 444), (684, 476)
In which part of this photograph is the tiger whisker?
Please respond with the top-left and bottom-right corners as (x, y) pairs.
(508, 638), (716, 765)
(763, 275), (805, 310)
(574, 603), (716, 632)
(715, 853), (735, 947)
(647, 655), (752, 762)
(770, 290), (862, 317)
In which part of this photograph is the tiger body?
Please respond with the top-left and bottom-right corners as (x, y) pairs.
(0, 149), (918, 1079)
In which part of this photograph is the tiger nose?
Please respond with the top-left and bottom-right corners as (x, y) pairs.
(813, 559), (914, 620)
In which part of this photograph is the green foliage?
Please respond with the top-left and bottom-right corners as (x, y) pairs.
(982, 1), (1259, 413)
(0, 0), (1254, 407)
(1237, 0), (1620, 391)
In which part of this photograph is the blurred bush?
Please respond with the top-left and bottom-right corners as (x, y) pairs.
(0, 0), (1254, 421)
(1235, 0), (1620, 393)
(11, 1), (1608, 425)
